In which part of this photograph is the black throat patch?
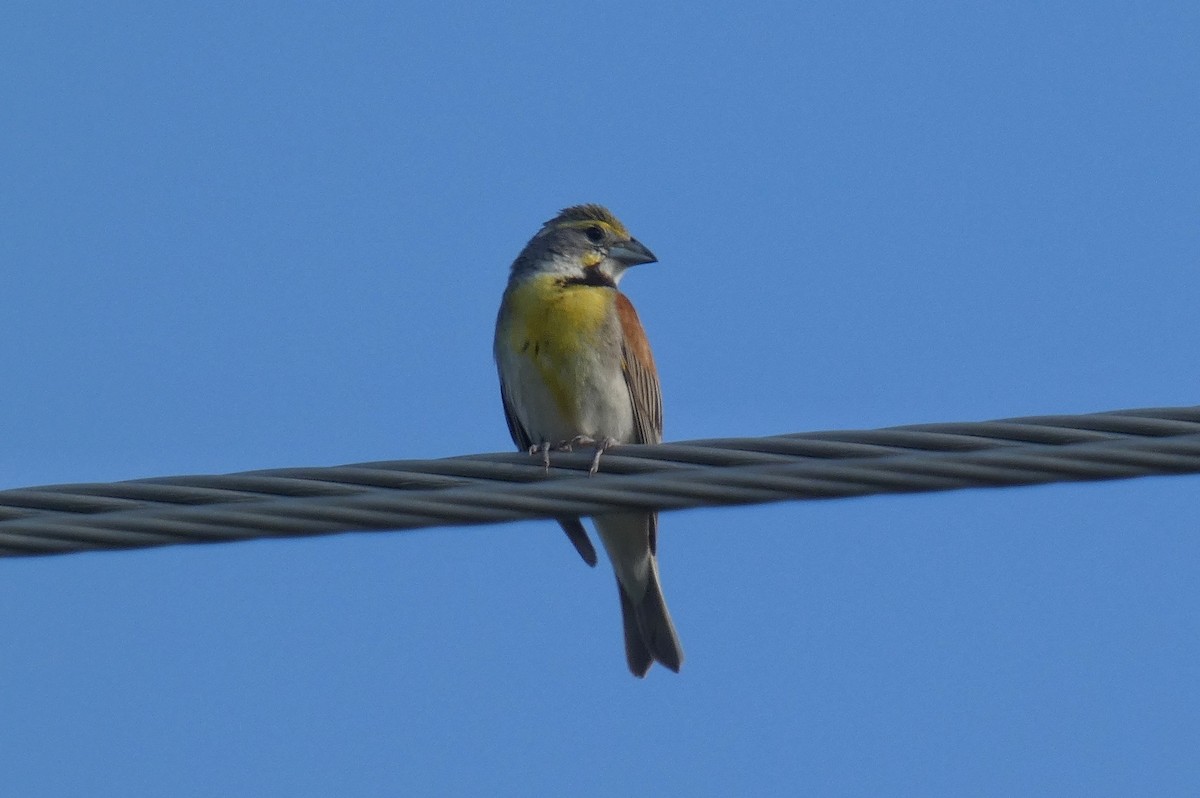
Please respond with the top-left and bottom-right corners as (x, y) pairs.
(561, 270), (616, 289)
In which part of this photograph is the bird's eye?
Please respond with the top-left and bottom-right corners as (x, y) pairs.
(584, 225), (605, 243)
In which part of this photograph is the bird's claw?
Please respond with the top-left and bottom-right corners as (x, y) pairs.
(528, 442), (552, 471)
(585, 436), (619, 475)
(534, 436), (619, 475)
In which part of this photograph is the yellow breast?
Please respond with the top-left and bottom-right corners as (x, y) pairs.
(504, 274), (614, 420)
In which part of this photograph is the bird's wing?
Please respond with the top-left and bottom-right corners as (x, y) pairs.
(499, 375), (598, 567)
(498, 378), (533, 452)
(556, 516), (598, 567)
(615, 292), (663, 446)
(615, 292), (663, 555)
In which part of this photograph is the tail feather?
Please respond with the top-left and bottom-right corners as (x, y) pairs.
(616, 562), (684, 677)
(595, 512), (684, 676)
(618, 584), (654, 677)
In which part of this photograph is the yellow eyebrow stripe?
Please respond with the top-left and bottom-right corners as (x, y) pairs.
(554, 218), (630, 239)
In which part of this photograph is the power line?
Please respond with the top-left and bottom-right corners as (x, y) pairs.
(2, 405), (1198, 558)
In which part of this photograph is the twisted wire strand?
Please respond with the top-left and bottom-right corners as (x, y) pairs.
(1, 405), (1198, 557)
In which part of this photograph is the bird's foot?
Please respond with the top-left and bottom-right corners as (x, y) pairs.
(558, 435), (618, 475)
(527, 442), (552, 471)
(544, 436), (620, 474)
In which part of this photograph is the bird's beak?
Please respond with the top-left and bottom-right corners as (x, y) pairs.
(608, 238), (657, 267)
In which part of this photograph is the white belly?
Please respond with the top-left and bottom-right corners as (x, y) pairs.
(499, 346), (635, 446)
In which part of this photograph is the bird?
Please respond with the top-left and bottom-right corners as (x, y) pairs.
(494, 204), (684, 677)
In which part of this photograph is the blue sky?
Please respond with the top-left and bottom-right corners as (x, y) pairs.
(2, 2), (1199, 795)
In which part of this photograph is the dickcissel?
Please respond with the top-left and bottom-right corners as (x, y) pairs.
(494, 204), (683, 677)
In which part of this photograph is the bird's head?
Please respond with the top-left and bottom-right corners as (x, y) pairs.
(512, 204), (656, 286)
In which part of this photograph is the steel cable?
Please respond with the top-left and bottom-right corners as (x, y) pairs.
(1, 405), (1198, 557)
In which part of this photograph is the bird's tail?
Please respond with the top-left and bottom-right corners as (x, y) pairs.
(618, 556), (684, 677)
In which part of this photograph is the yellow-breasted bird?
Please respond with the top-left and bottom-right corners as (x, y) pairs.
(494, 204), (683, 677)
